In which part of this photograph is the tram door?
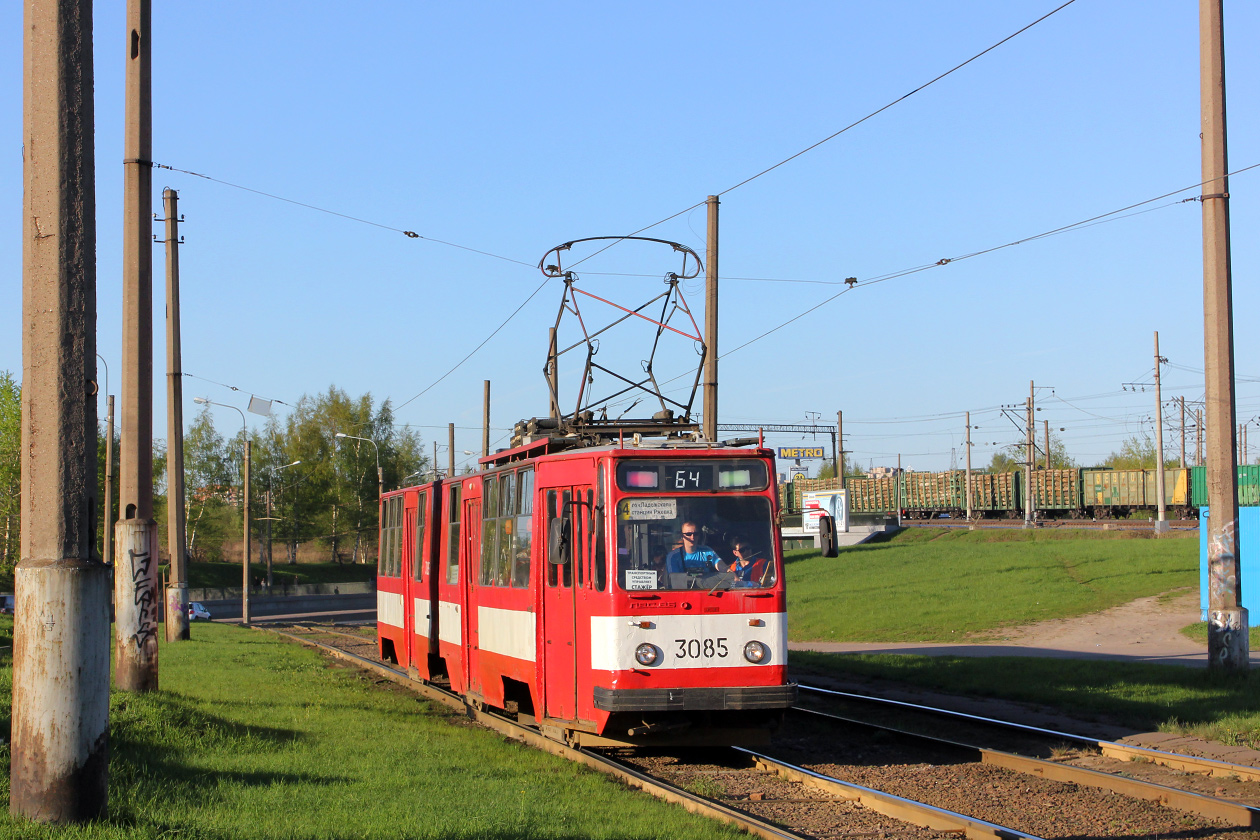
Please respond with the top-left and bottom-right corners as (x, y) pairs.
(463, 495), (483, 697)
(542, 487), (584, 721)
(400, 500), (417, 670)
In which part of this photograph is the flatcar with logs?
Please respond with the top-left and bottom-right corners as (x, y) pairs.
(785, 465), (1260, 520)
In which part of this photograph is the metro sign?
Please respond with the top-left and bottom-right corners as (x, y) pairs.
(777, 446), (824, 460)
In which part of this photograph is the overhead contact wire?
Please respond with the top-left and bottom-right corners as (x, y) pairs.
(565, 0), (1080, 272)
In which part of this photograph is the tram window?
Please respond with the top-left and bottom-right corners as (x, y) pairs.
(377, 500), (387, 577)
(575, 492), (586, 588)
(496, 516), (512, 586)
(518, 468), (534, 515)
(480, 513), (497, 586)
(501, 472), (515, 518)
(413, 492), (427, 581)
(380, 497), (403, 578)
(545, 490), (558, 588)
(561, 490), (572, 588)
(446, 484), (460, 585)
(512, 512), (531, 587)
(485, 478), (499, 528)
(594, 467), (607, 592)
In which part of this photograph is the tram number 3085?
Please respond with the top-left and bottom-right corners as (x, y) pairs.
(674, 638), (728, 659)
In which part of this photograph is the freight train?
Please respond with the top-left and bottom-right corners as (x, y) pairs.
(782, 465), (1260, 520)
(376, 435), (796, 748)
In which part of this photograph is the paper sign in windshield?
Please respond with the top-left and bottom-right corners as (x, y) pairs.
(626, 498), (677, 520)
(624, 570), (658, 590)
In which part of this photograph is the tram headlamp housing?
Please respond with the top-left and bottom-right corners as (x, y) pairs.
(743, 640), (768, 664)
(635, 643), (659, 666)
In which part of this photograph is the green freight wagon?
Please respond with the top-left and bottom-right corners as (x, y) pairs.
(1190, 465), (1260, 507)
(1081, 467), (1191, 514)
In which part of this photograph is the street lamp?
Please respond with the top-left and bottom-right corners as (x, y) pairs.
(265, 460), (301, 589)
(194, 397), (253, 625)
(334, 432), (383, 501)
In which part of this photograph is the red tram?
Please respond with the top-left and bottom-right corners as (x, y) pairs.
(375, 438), (797, 747)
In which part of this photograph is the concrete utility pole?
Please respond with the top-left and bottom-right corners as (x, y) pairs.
(703, 195), (719, 441)
(835, 410), (843, 490)
(196, 398), (250, 622)
(482, 380), (490, 461)
(11, 0), (111, 821)
(1024, 383), (1034, 528)
(1044, 420), (1051, 471)
(103, 395), (114, 567)
(448, 423), (455, 477)
(1197, 409), (1205, 466)
(163, 189), (189, 641)
(965, 412), (974, 521)
(1181, 397), (1188, 468)
(1201, 0), (1247, 670)
(1154, 332), (1168, 532)
(116, 0), (158, 693)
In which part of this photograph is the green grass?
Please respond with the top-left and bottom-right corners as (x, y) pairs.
(1179, 620), (1260, 650)
(181, 560), (377, 589)
(0, 618), (738, 839)
(791, 650), (1260, 748)
(785, 528), (1198, 642)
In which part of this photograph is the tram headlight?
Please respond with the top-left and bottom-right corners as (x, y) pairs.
(635, 643), (659, 666)
(743, 640), (768, 664)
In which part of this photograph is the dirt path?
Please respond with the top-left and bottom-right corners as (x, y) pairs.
(790, 589), (1231, 666)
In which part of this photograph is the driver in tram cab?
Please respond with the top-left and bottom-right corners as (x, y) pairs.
(665, 521), (721, 574)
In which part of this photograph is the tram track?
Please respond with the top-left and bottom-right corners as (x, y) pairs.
(783, 689), (1260, 829)
(268, 621), (1260, 838)
(266, 623), (1039, 839)
(797, 684), (1260, 788)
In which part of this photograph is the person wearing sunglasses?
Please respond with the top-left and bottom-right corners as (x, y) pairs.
(727, 539), (768, 585)
(664, 521), (721, 574)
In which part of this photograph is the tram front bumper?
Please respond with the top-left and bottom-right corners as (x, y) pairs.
(593, 683), (798, 712)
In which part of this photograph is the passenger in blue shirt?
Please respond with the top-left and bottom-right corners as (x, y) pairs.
(665, 522), (721, 574)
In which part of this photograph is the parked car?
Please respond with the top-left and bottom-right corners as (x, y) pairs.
(188, 602), (212, 621)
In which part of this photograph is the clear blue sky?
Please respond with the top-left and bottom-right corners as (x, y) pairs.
(2, 1), (1258, 475)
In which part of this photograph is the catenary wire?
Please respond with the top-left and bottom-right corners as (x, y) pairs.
(562, 0), (1080, 272)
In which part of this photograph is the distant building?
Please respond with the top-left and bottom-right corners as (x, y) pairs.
(866, 466), (897, 479)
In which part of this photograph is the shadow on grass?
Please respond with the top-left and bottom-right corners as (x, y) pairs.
(791, 650), (1260, 735)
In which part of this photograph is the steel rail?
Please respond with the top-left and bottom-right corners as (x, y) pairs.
(788, 705), (1259, 827)
(734, 747), (1042, 840)
(265, 627), (811, 840)
(799, 684), (1260, 783)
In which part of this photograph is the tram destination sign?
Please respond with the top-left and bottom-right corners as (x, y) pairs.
(777, 447), (825, 460)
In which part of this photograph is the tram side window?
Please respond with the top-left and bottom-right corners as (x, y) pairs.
(379, 496), (403, 578)
(546, 489), (558, 588)
(377, 500), (388, 577)
(391, 497), (403, 578)
(512, 468), (533, 588)
(413, 491), (427, 581)
(592, 482), (606, 592)
(446, 484), (461, 585)
(561, 489), (572, 588)
(496, 473), (514, 586)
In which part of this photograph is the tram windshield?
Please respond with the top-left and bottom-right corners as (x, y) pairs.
(614, 496), (777, 591)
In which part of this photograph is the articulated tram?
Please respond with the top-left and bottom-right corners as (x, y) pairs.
(375, 437), (796, 747)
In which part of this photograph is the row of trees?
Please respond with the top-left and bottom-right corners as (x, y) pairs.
(0, 376), (428, 575)
(167, 386), (427, 566)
